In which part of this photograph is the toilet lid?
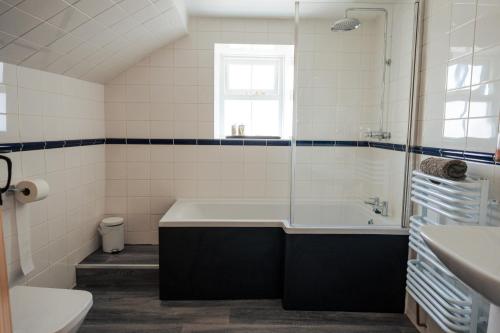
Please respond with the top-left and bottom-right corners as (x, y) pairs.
(10, 286), (93, 333)
(101, 216), (124, 226)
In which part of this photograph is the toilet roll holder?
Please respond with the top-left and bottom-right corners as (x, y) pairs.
(0, 154), (12, 206)
(7, 185), (30, 196)
(0, 153), (31, 205)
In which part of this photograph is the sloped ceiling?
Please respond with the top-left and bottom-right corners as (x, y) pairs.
(0, 0), (188, 83)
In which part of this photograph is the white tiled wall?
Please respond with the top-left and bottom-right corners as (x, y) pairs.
(106, 144), (290, 243)
(0, 63), (105, 288)
(418, 0), (500, 225)
(105, 16), (294, 140)
(296, 17), (384, 141)
(104, 17), (293, 243)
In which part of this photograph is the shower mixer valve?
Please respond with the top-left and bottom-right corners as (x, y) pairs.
(364, 197), (388, 216)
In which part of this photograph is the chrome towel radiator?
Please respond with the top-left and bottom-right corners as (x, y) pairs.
(406, 170), (490, 333)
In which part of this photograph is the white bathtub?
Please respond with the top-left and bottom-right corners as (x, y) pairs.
(159, 199), (409, 309)
(159, 199), (408, 235)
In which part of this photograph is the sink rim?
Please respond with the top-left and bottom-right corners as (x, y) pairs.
(421, 225), (500, 306)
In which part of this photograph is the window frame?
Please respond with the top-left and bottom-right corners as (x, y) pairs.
(218, 55), (285, 138)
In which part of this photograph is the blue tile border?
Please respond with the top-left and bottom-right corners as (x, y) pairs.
(174, 139), (197, 145)
(21, 142), (45, 151)
(45, 140), (65, 149)
(0, 139), (107, 152)
(242, 140), (266, 146)
(65, 139), (82, 147)
(220, 139), (244, 146)
(150, 139), (173, 145)
(267, 140), (291, 146)
(463, 151), (496, 164)
(127, 138), (150, 144)
(198, 139), (221, 145)
(312, 140), (333, 146)
(296, 140), (313, 146)
(106, 138), (126, 144)
(0, 137), (497, 166)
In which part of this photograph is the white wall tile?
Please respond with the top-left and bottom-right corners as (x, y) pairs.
(0, 64), (104, 288)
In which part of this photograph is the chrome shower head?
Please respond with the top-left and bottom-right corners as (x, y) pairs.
(331, 17), (361, 32)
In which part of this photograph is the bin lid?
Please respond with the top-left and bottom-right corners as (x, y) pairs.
(101, 216), (124, 227)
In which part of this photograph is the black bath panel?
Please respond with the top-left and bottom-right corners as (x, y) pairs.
(159, 227), (285, 300)
(282, 233), (409, 313)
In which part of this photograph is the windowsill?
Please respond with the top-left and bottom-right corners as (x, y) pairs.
(225, 136), (282, 140)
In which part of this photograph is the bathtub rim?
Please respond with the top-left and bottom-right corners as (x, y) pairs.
(159, 199), (409, 235)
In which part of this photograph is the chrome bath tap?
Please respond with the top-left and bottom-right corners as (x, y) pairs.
(364, 197), (388, 216)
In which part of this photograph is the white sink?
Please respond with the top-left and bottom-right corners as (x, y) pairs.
(421, 225), (500, 333)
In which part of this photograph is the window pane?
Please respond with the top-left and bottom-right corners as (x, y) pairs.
(251, 100), (280, 136)
(224, 100), (251, 136)
(227, 64), (251, 90)
(252, 64), (276, 90)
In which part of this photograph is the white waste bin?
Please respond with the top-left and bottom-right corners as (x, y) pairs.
(98, 217), (124, 253)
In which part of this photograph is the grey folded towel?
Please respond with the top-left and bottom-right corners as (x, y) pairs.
(420, 157), (467, 181)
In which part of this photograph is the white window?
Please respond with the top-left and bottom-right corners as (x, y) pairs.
(214, 44), (294, 139)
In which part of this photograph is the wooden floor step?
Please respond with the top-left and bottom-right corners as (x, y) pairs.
(76, 245), (158, 288)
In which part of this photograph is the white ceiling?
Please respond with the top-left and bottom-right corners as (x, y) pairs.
(185, 0), (415, 18)
(0, 0), (415, 83)
(0, 0), (188, 83)
(186, 0), (295, 18)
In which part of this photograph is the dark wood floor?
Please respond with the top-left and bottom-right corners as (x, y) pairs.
(77, 286), (418, 333)
(79, 245), (159, 266)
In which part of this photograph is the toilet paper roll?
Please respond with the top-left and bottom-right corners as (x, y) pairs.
(16, 202), (33, 275)
(14, 179), (49, 275)
(14, 179), (50, 204)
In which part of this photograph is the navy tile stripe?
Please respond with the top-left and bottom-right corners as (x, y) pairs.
(150, 139), (173, 145)
(198, 139), (221, 145)
(296, 140), (313, 146)
(65, 139), (82, 147)
(0, 139), (106, 152)
(242, 140), (266, 146)
(22, 142), (45, 151)
(106, 138), (126, 144)
(440, 148), (464, 159)
(358, 141), (370, 147)
(335, 140), (359, 147)
(220, 139), (244, 146)
(174, 139), (197, 145)
(115, 138), (488, 164)
(2, 143), (22, 152)
(463, 151), (496, 164)
(45, 140), (65, 149)
(312, 140), (333, 146)
(267, 140), (291, 146)
(127, 138), (150, 144)
(0, 137), (497, 166)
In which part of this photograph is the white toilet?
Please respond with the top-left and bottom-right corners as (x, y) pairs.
(9, 286), (93, 333)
